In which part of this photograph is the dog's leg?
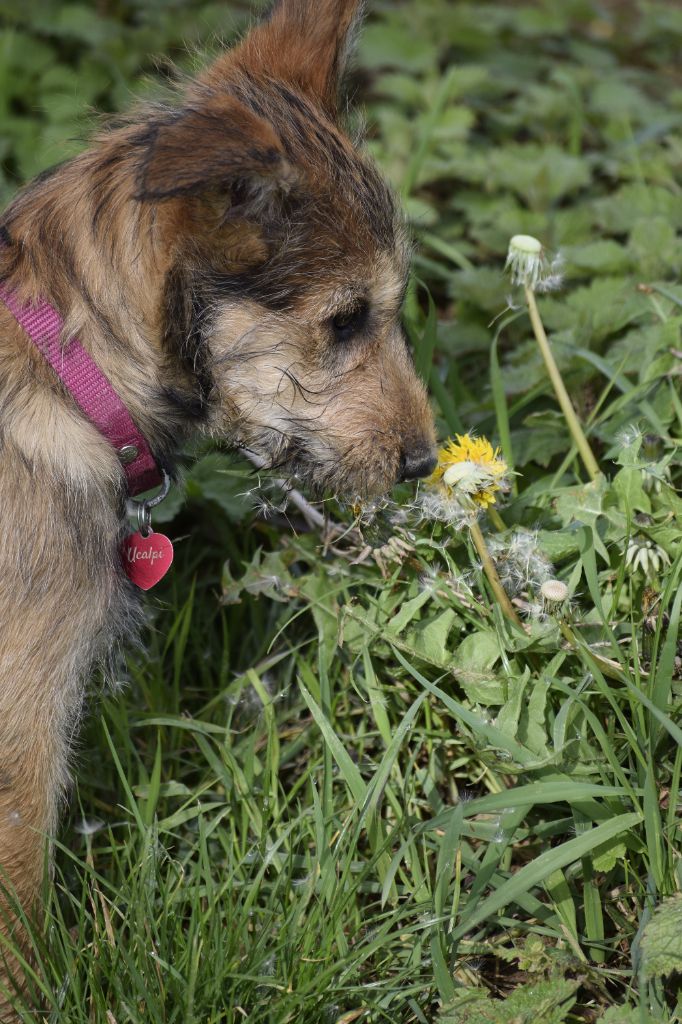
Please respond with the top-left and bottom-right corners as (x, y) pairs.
(0, 704), (62, 1019)
(0, 460), (122, 1020)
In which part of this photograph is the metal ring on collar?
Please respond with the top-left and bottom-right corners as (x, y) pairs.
(128, 470), (172, 538)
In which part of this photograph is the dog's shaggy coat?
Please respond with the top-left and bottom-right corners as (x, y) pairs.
(0, 0), (435, 1013)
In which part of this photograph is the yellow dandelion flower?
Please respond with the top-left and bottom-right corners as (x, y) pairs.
(428, 434), (507, 509)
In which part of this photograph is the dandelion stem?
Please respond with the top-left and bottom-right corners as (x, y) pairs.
(487, 506), (507, 533)
(470, 521), (523, 627)
(523, 284), (600, 482)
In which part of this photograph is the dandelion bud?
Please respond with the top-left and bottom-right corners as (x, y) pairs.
(540, 579), (569, 603)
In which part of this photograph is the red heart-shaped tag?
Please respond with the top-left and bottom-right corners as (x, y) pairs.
(121, 531), (174, 591)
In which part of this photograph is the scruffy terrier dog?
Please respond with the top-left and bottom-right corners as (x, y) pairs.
(0, 0), (435, 1013)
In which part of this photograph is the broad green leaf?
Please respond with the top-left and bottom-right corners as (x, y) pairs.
(641, 896), (682, 980)
(409, 609), (457, 665)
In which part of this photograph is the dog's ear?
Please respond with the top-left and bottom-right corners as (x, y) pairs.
(138, 95), (290, 203)
(235, 0), (366, 113)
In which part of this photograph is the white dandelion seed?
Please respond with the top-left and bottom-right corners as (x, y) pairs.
(74, 817), (105, 836)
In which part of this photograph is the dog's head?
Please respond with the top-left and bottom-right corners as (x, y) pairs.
(140, 0), (436, 498)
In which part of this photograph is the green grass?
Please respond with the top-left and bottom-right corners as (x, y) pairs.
(1, 0), (682, 1021)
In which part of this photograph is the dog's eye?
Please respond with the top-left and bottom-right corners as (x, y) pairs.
(330, 302), (369, 342)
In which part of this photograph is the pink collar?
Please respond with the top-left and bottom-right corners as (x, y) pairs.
(0, 278), (162, 496)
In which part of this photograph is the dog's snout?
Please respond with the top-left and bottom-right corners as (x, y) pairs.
(398, 445), (438, 483)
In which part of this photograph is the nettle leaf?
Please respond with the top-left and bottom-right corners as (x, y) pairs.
(0, 29), (55, 85)
(597, 1007), (654, 1024)
(432, 105), (476, 143)
(359, 18), (435, 72)
(629, 216), (681, 279)
(486, 144), (591, 206)
(607, 319), (682, 381)
(641, 896), (682, 980)
(451, 267), (507, 313)
(439, 976), (578, 1023)
(539, 278), (647, 345)
(514, 411), (572, 468)
(563, 240), (632, 277)
(590, 78), (660, 127)
(50, 4), (119, 45)
(593, 183), (682, 233)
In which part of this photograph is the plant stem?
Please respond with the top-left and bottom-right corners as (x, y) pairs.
(487, 506), (507, 533)
(470, 520), (523, 627)
(524, 284), (600, 482)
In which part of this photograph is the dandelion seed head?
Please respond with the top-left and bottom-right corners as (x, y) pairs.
(540, 579), (569, 603)
(487, 529), (554, 598)
(506, 234), (544, 288)
(506, 235), (563, 291)
(415, 489), (477, 529)
(616, 424), (643, 450)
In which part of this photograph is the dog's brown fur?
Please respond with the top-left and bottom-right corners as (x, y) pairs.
(0, 0), (435, 1014)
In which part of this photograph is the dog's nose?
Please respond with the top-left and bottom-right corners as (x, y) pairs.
(398, 445), (438, 482)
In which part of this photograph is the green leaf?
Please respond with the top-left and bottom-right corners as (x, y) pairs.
(594, 183), (682, 233)
(611, 467), (651, 515)
(591, 838), (626, 873)
(564, 240), (632, 277)
(641, 896), (682, 980)
(186, 454), (252, 522)
(495, 670), (529, 736)
(597, 1006), (653, 1023)
(452, 631), (504, 704)
(409, 609), (457, 665)
(439, 977), (578, 1023)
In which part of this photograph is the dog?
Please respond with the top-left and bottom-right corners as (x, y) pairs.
(0, 0), (436, 1013)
